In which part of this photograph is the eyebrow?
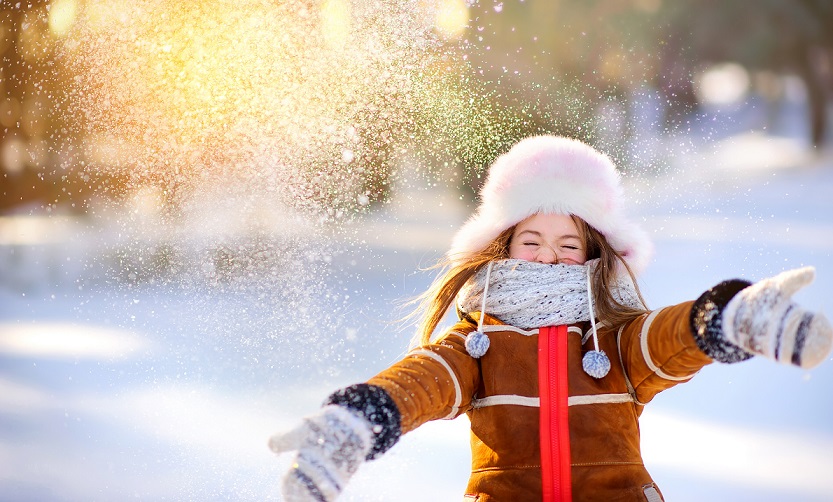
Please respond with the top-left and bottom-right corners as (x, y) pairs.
(516, 230), (542, 238)
(515, 230), (582, 240)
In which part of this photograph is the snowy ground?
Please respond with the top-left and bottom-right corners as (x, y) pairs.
(1, 131), (833, 501)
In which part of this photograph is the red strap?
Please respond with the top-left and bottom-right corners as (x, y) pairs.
(538, 325), (572, 502)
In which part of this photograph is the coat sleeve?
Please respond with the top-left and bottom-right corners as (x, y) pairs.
(367, 324), (481, 433)
(324, 321), (481, 460)
(617, 279), (755, 406)
(617, 302), (711, 406)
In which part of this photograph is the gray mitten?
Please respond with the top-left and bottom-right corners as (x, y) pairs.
(723, 267), (833, 368)
(269, 405), (373, 502)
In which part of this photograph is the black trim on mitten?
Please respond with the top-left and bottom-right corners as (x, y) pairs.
(690, 279), (755, 364)
(325, 384), (402, 461)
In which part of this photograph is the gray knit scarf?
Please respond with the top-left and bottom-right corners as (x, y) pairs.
(456, 259), (644, 330)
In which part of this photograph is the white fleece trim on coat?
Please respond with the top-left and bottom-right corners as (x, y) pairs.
(567, 393), (635, 406)
(639, 308), (697, 382)
(471, 395), (539, 409)
(470, 392), (635, 409)
(408, 348), (462, 419)
(617, 322), (647, 406)
(480, 324), (539, 336)
(478, 325), (581, 337)
(445, 330), (467, 341)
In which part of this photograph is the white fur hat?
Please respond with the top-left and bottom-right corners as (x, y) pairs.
(448, 135), (653, 274)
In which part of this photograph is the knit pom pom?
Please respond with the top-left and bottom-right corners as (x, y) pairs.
(582, 350), (610, 378)
(465, 331), (490, 358)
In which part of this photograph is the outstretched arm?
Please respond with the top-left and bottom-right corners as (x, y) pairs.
(268, 321), (481, 501)
(693, 267), (832, 369)
(619, 267), (832, 407)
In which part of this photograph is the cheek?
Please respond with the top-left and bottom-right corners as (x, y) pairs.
(565, 249), (587, 264)
(509, 246), (533, 261)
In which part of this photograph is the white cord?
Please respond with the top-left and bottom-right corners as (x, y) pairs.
(478, 261), (494, 332)
(586, 265), (600, 352)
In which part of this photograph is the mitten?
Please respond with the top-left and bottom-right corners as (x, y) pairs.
(723, 267), (833, 369)
(269, 405), (373, 502)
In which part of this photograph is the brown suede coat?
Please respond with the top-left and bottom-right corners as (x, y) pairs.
(367, 301), (713, 501)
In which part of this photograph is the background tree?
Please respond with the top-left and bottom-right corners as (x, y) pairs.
(655, 0), (833, 146)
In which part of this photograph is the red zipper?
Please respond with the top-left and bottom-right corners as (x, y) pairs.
(538, 325), (572, 502)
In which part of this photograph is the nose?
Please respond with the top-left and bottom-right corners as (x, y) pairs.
(536, 245), (558, 264)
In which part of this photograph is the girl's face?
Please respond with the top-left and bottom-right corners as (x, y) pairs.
(508, 213), (587, 265)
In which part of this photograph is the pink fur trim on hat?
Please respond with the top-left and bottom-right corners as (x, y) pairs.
(449, 136), (653, 274)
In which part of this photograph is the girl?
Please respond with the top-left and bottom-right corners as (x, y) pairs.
(269, 136), (832, 501)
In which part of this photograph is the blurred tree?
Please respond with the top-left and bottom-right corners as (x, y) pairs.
(453, 0), (833, 162)
(657, 0), (833, 146)
(0, 2), (91, 213)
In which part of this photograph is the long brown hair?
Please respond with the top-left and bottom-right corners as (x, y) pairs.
(573, 216), (649, 329)
(412, 215), (648, 345)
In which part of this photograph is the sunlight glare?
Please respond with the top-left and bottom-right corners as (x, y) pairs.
(694, 62), (750, 106)
(321, 0), (352, 50)
(0, 323), (149, 360)
(56, 0), (445, 214)
(48, 0), (78, 37)
(435, 0), (469, 40)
